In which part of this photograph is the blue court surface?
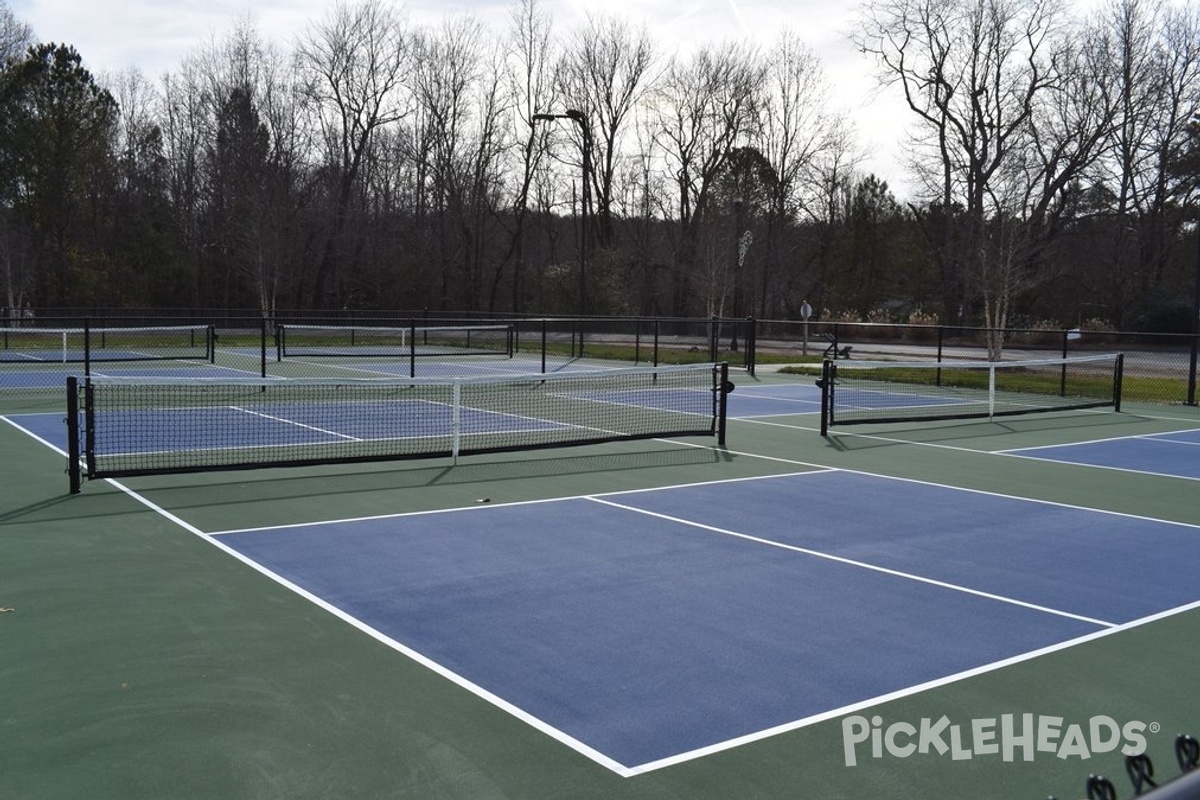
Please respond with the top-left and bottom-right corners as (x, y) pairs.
(0, 364), (268, 389)
(1005, 428), (1200, 480)
(208, 471), (1200, 774)
(93, 400), (570, 453)
(724, 382), (823, 417)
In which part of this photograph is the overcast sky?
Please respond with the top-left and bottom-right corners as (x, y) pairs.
(9, 0), (915, 194)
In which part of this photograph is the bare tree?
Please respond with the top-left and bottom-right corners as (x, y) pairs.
(502, 0), (557, 312)
(158, 16), (310, 312)
(409, 16), (510, 311)
(654, 41), (764, 316)
(0, 0), (31, 65)
(296, 0), (412, 308)
(557, 13), (657, 249)
(857, 0), (1114, 356)
(755, 30), (858, 317)
(1094, 0), (1200, 324)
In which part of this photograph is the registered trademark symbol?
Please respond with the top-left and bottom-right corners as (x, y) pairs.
(1150, 722), (1161, 734)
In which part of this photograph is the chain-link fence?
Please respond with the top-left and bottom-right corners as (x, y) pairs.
(4, 312), (1194, 408)
(755, 319), (1199, 406)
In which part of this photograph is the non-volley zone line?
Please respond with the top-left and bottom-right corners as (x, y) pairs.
(206, 470), (1200, 775)
(1001, 427), (1200, 481)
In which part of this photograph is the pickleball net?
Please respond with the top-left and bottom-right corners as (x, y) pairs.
(819, 352), (1123, 434)
(67, 362), (732, 492)
(275, 323), (514, 360)
(1, 324), (215, 365)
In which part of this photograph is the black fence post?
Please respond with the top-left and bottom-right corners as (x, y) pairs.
(67, 376), (81, 494)
(1114, 354), (1124, 413)
(936, 325), (944, 386)
(653, 319), (660, 367)
(409, 319), (417, 378)
(745, 317), (756, 376)
(1061, 329), (1069, 397)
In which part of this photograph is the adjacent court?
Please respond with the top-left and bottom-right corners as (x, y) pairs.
(1006, 428), (1200, 480)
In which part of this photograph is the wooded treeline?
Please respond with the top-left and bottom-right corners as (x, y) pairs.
(0, 0), (1197, 331)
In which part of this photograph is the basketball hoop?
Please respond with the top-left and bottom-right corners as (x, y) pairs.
(738, 230), (753, 266)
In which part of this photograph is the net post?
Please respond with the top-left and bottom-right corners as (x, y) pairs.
(208, 324), (217, 363)
(716, 362), (729, 446)
(83, 378), (96, 479)
(1114, 353), (1124, 413)
(819, 360), (832, 436)
(275, 323), (284, 362)
(67, 377), (81, 494)
(709, 315), (718, 363)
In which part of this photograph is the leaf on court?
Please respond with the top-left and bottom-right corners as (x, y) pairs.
(0, 607), (13, 613)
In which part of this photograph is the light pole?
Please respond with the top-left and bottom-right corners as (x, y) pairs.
(730, 194), (747, 352)
(532, 109), (590, 316)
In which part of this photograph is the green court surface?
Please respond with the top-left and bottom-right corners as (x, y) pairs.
(2, 357), (1199, 800)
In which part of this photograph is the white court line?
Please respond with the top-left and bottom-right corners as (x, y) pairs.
(1149, 435), (1200, 447)
(230, 405), (363, 441)
(59, 472), (1200, 777)
(993, 427), (1200, 482)
(996, 426), (1200, 454)
(735, 415), (1200, 487)
(13, 418), (1200, 777)
(672, 431), (1200, 532)
(586, 495), (1116, 629)
(208, 468), (832, 536)
(624, 598), (1200, 776)
(1001, 452), (1200, 483)
(98, 478), (631, 778)
(1, 414), (71, 455)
